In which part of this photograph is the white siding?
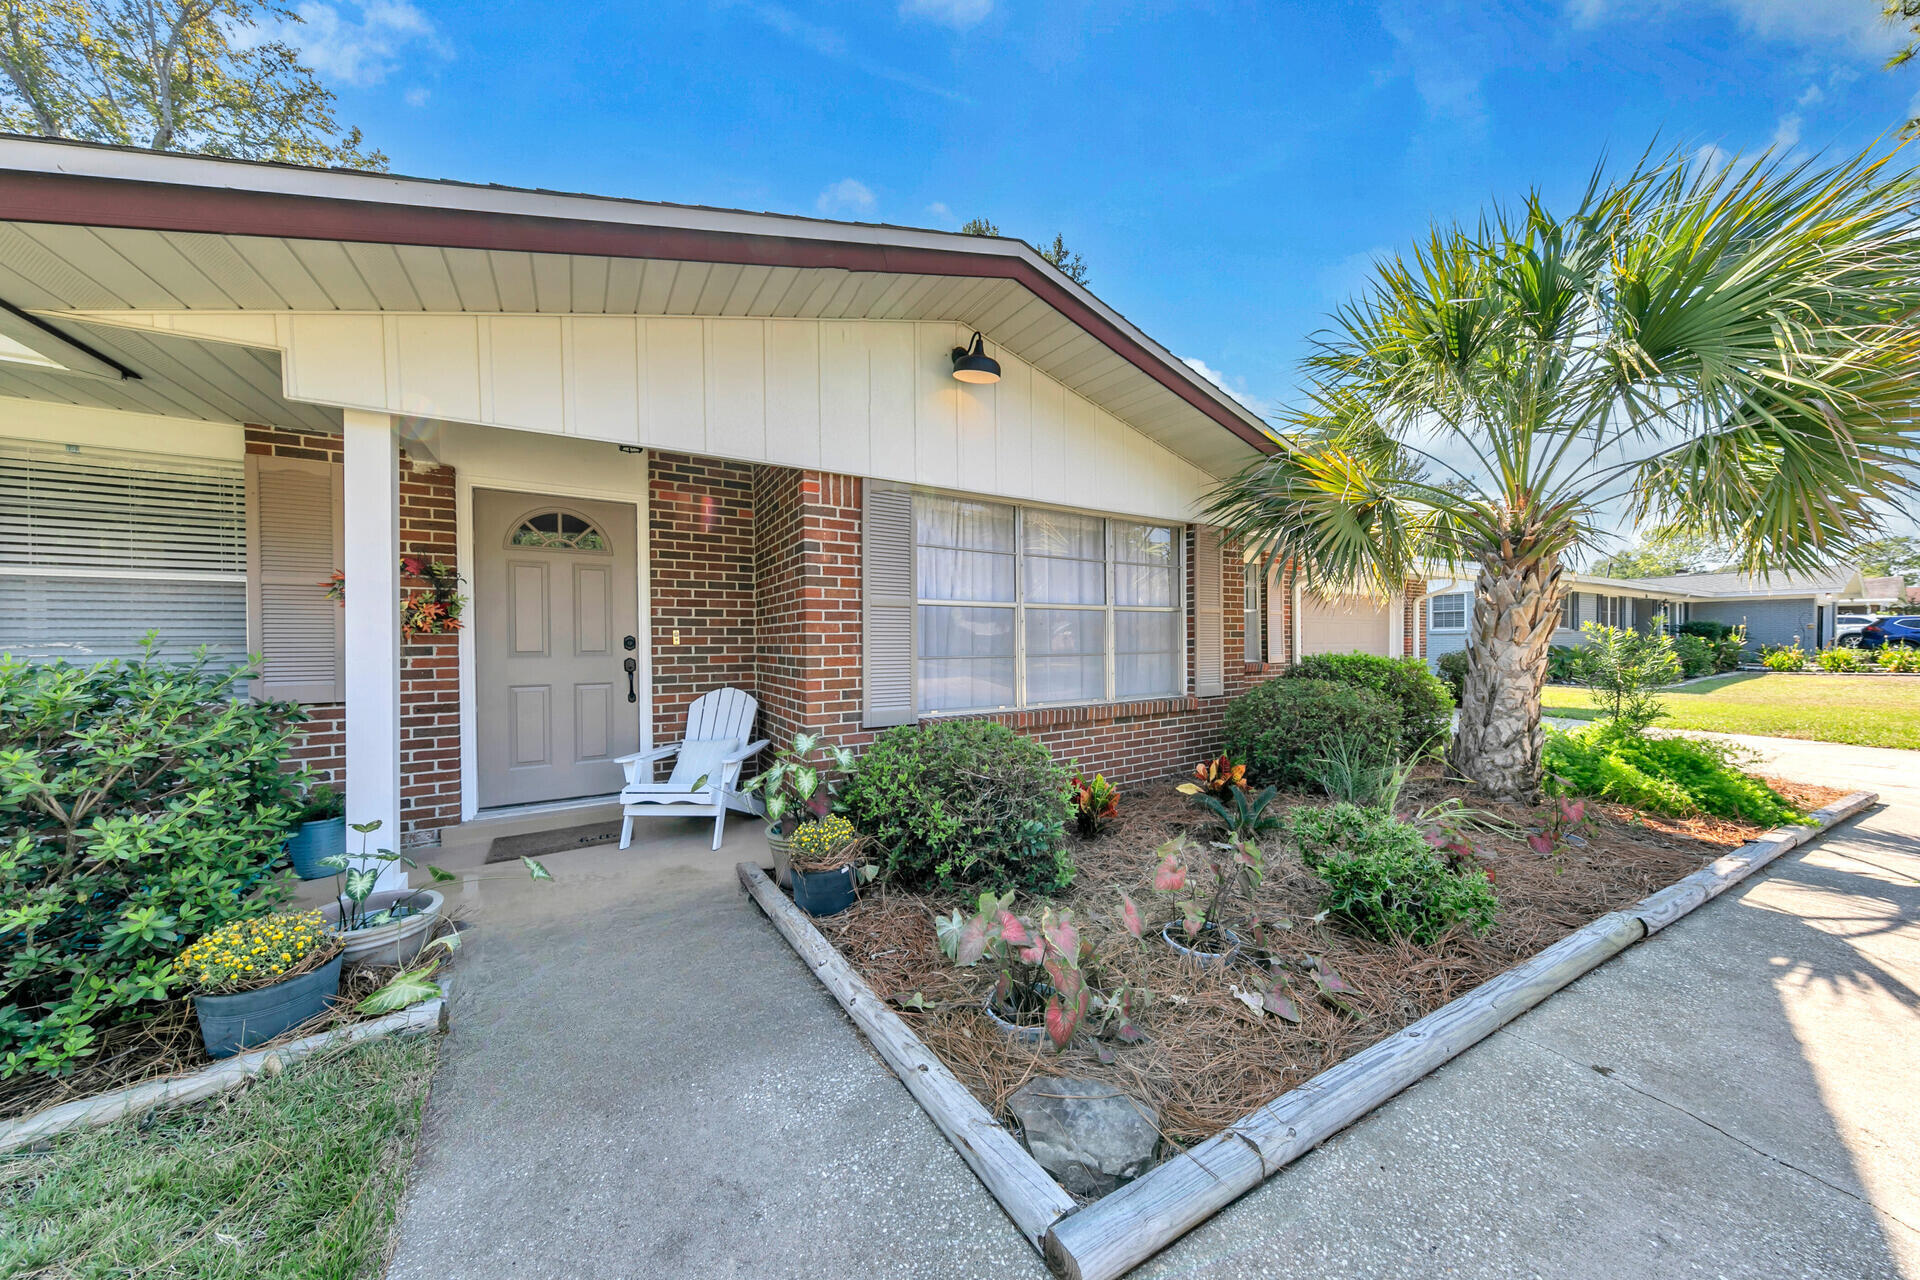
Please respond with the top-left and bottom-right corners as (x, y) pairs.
(78, 313), (1220, 523)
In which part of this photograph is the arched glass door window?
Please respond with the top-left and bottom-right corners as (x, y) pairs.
(508, 510), (609, 552)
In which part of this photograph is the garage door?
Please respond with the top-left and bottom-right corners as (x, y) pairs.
(1299, 594), (1392, 658)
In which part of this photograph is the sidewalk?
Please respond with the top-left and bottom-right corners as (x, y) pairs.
(385, 734), (1920, 1279)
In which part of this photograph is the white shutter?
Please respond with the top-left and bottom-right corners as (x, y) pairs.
(863, 480), (918, 728)
(1265, 561), (1287, 667)
(1194, 526), (1224, 697)
(0, 441), (247, 666)
(246, 454), (344, 703)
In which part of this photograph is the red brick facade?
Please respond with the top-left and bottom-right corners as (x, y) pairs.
(244, 426), (461, 846)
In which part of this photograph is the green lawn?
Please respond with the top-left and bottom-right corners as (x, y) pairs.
(1541, 672), (1920, 750)
(1, 1035), (437, 1279)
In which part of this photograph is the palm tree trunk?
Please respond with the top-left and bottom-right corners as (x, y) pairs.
(1450, 552), (1565, 802)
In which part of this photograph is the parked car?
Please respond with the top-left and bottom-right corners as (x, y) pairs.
(1857, 617), (1920, 650)
(1834, 614), (1881, 646)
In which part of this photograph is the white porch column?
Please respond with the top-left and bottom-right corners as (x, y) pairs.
(342, 409), (408, 891)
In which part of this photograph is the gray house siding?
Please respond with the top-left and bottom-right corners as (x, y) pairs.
(1691, 598), (1816, 650)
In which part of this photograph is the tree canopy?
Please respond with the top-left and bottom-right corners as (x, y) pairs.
(0, 0), (385, 168)
(960, 216), (1090, 284)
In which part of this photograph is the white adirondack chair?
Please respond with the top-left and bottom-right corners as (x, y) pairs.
(614, 687), (768, 851)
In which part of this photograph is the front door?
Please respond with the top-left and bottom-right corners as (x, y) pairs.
(474, 489), (641, 807)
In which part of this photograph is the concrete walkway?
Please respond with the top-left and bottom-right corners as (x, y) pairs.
(385, 735), (1919, 1279)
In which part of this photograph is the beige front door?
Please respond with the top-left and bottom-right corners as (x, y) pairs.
(474, 489), (641, 807)
(1299, 593), (1392, 658)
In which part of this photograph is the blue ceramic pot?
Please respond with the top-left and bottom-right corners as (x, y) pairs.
(791, 864), (858, 917)
(286, 817), (346, 880)
(193, 953), (343, 1058)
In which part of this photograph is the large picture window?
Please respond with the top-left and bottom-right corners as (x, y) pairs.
(915, 495), (1181, 713)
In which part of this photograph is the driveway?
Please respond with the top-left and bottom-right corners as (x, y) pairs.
(386, 734), (1919, 1278)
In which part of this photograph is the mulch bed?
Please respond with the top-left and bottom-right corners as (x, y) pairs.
(0, 920), (461, 1123)
(815, 771), (1845, 1150)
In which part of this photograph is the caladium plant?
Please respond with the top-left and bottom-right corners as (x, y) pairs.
(938, 894), (1127, 1052)
(1149, 834), (1267, 942)
(1527, 781), (1590, 857)
(744, 731), (856, 836)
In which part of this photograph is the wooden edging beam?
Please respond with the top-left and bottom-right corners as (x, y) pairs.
(1043, 789), (1877, 1280)
(740, 791), (1876, 1280)
(0, 987), (450, 1156)
(736, 861), (1077, 1250)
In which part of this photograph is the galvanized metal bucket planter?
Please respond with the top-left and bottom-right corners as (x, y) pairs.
(193, 953), (343, 1059)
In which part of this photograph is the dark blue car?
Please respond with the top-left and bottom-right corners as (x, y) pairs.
(1858, 617), (1920, 649)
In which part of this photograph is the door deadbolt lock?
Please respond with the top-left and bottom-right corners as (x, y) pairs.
(623, 635), (636, 651)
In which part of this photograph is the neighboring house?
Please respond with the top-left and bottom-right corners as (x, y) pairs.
(0, 136), (1424, 854)
(1425, 564), (1887, 665)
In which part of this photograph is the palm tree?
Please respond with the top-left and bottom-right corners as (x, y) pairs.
(1205, 148), (1920, 800)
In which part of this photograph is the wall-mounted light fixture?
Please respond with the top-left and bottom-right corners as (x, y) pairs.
(950, 331), (1001, 384)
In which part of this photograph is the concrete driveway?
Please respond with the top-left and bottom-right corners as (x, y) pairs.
(385, 735), (1919, 1279)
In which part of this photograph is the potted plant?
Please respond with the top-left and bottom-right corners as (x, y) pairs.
(937, 892), (1144, 1050)
(785, 814), (875, 917)
(743, 731), (855, 888)
(177, 909), (344, 1058)
(1149, 833), (1272, 966)
(318, 819), (445, 967)
(285, 782), (346, 880)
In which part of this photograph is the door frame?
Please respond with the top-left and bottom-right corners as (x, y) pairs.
(456, 466), (650, 820)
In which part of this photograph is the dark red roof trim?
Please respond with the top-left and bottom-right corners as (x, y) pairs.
(0, 170), (1275, 454)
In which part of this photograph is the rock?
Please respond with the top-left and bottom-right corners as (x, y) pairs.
(1007, 1076), (1160, 1196)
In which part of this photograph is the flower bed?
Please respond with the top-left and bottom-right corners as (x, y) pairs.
(813, 769), (1846, 1151)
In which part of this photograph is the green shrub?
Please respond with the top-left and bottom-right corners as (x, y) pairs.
(1546, 644), (1581, 683)
(1877, 645), (1920, 673)
(1673, 634), (1715, 678)
(1284, 652), (1451, 758)
(1710, 631), (1747, 672)
(1679, 620), (1733, 641)
(1224, 679), (1403, 792)
(1759, 641), (1807, 672)
(1573, 621), (1681, 732)
(1289, 803), (1499, 944)
(0, 647), (301, 1078)
(1435, 649), (1468, 702)
(1542, 724), (1803, 826)
(1814, 645), (1866, 673)
(840, 719), (1072, 895)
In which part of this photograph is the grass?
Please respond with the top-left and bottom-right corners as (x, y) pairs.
(1, 1035), (437, 1280)
(1540, 671), (1920, 750)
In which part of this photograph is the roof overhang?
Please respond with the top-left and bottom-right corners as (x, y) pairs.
(0, 135), (1276, 476)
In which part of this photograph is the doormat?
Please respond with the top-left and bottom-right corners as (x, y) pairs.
(484, 822), (623, 864)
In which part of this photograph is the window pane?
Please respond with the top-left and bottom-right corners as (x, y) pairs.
(1025, 608), (1106, 703)
(1116, 609), (1178, 697)
(1431, 593), (1465, 629)
(918, 605), (1015, 711)
(1114, 522), (1175, 606)
(917, 496), (1015, 601)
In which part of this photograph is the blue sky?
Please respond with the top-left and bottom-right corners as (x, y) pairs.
(297, 0), (1918, 422)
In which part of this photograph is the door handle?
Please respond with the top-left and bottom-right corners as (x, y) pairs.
(623, 656), (637, 703)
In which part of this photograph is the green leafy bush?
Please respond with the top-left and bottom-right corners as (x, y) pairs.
(0, 647), (302, 1078)
(1709, 630), (1747, 672)
(1573, 621), (1681, 732)
(1679, 620), (1734, 642)
(1546, 644), (1581, 683)
(1435, 650), (1468, 702)
(1673, 634), (1715, 678)
(1283, 653), (1451, 758)
(1876, 645), (1920, 673)
(1224, 679), (1402, 792)
(1542, 724), (1803, 825)
(840, 719), (1072, 895)
(1288, 803), (1499, 945)
(1759, 641), (1807, 671)
(1814, 645), (1866, 672)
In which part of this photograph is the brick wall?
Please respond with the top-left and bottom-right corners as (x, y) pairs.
(244, 426), (461, 845)
(650, 452), (758, 759)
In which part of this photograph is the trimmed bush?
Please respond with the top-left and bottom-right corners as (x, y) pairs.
(1435, 649), (1468, 702)
(0, 647), (301, 1078)
(1283, 652), (1452, 758)
(840, 719), (1073, 895)
(1679, 620), (1734, 641)
(1543, 724), (1803, 826)
(1289, 803), (1499, 944)
(1224, 679), (1402, 792)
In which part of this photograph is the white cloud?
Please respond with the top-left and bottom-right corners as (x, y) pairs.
(1694, 142), (1733, 174)
(1568, 0), (1902, 58)
(403, 85), (429, 107)
(816, 178), (877, 218)
(899, 0), (992, 29)
(1770, 112), (1802, 151)
(288, 1), (447, 87)
(1182, 357), (1278, 422)
(923, 201), (955, 225)
(1797, 83), (1824, 106)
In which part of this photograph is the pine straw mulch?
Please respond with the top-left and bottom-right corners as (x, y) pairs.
(815, 770), (1845, 1152)
(0, 918), (462, 1123)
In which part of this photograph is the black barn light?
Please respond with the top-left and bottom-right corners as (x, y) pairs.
(950, 331), (1002, 384)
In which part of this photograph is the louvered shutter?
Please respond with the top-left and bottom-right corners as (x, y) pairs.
(863, 481), (918, 728)
(1266, 561), (1288, 667)
(246, 454), (344, 703)
(1194, 526), (1224, 697)
(0, 441), (247, 665)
